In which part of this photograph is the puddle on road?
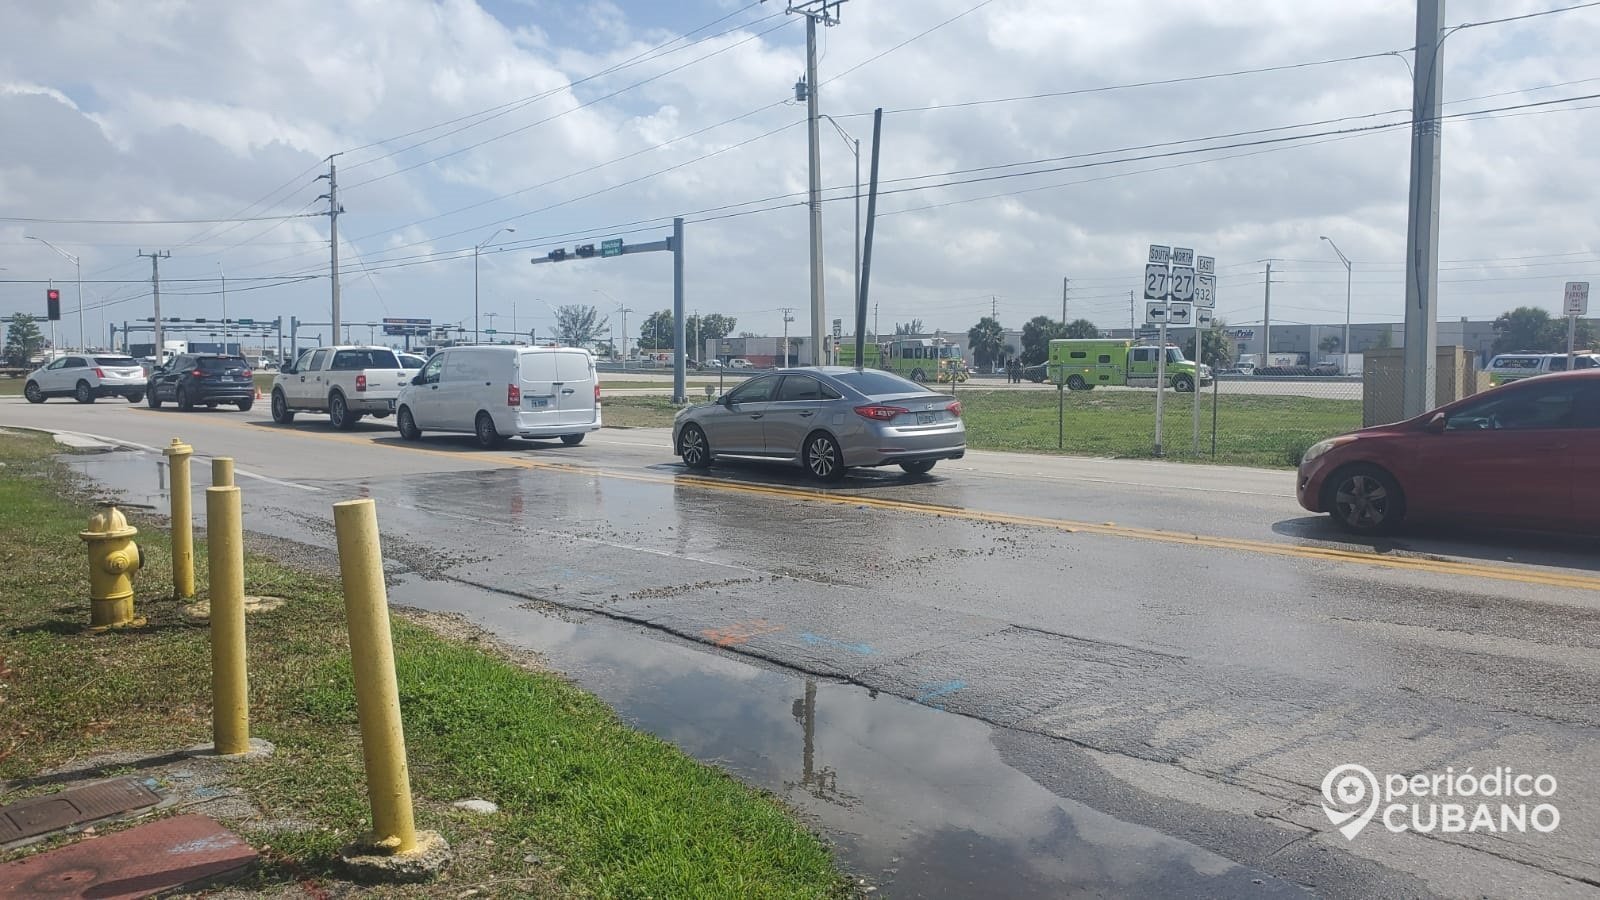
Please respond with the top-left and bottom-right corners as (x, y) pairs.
(68, 448), (1294, 897)
(390, 578), (1292, 898)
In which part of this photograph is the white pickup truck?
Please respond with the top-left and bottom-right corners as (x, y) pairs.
(270, 345), (419, 429)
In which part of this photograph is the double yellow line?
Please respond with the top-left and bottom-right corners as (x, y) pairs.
(201, 414), (1600, 593)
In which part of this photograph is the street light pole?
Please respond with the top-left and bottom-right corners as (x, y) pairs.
(26, 236), (83, 350)
(474, 226), (516, 344)
(1321, 236), (1353, 371)
(821, 116), (862, 356)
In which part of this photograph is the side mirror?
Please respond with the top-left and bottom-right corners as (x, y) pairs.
(721, 394), (735, 408)
(411, 373), (425, 386)
(1425, 413), (1447, 434)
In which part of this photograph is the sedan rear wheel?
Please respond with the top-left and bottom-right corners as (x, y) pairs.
(24, 382), (44, 404)
(900, 460), (937, 475)
(679, 424), (711, 469)
(1329, 465), (1405, 535)
(126, 392), (144, 404)
(803, 431), (845, 483)
(75, 381), (95, 404)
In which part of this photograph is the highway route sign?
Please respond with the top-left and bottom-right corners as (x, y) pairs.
(1170, 265), (1197, 302)
(1144, 264), (1169, 301)
(601, 238), (624, 258)
(1148, 244), (1171, 264)
(1197, 255), (1215, 275)
(1173, 247), (1195, 267)
(1195, 274), (1216, 308)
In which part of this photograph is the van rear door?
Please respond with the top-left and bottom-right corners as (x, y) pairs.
(554, 350), (598, 426)
(517, 350), (561, 429)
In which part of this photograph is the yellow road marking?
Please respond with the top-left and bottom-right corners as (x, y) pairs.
(175, 411), (1600, 593)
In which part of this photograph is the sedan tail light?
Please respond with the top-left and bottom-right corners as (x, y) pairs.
(93, 368), (105, 379)
(242, 369), (253, 379)
(355, 374), (368, 392)
(854, 404), (909, 422)
(946, 400), (963, 418)
(192, 369), (206, 378)
(508, 384), (522, 406)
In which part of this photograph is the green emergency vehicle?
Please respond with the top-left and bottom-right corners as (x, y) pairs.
(838, 337), (969, 383)
(1026, 339), (1211, 392)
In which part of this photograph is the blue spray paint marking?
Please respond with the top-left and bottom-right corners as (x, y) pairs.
(914, 680), (967, 709)
(799, 633), (875, 655)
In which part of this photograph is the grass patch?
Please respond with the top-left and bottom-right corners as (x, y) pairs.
(598, 391), (1360, 468)
(0, 432), (848, 898)
(955, 390), (1360, 468)
(0, 377), (23, 396)
(602, 396), (686, 428)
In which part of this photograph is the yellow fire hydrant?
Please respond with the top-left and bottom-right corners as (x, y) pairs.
(79, 505), (145, 630)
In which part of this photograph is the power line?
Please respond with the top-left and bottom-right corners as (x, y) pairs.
(341, 17), (797, 192)
(339, 2), (774, 165)
(1448, 0), (1600, 31)
(0, 212), (324, 226)
(821, 0), (1000, 87)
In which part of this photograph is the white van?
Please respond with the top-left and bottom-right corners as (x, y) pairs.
(1486, 352), (1600, 385)
(396, 345), (601, 448)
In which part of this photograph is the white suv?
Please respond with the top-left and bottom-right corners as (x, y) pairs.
(24, 355), (148, 404)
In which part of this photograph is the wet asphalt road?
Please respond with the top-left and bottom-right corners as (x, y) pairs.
(5, 396), (1599, 898)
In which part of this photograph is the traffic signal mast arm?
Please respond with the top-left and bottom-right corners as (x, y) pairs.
(530, 238), (672, 265)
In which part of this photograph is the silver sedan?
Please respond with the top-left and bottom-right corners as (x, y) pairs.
(672, 366), (966, 481)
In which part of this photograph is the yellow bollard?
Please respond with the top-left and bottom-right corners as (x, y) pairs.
(79, 506), (144, 630)
(333, 499), (418, 854)
(207, 485), (250, 756)
(212, 457), (234, 487)
(163, 438), (195, 600)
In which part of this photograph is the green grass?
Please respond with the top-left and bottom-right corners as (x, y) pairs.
(598, 390), (1362, 468)
(0, 377), (23, 396)
(603, 395), (687, 428)
(0, 432), (848, 899)
(956, 390), (1361, 468)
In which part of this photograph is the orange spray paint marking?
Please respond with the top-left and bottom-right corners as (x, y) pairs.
(703, 620), (783, 648)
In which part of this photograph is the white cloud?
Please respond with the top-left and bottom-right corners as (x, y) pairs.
(0, 0), (1596, 347)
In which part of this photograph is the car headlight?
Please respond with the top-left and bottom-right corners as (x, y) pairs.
(1301, 436), (1353, 464)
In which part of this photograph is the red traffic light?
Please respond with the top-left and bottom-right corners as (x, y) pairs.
(45, 288), (61, 321)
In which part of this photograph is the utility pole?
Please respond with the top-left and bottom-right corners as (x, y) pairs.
(1403, 0), (1446, 417)
(873, 303), (879, 339)
(991, 296), (998, 320)
(220, 264), (228, 354)
(619, 306), (632, 366)
(138, 250), (171, 360)
(1061, 276), (1069, 324)
(788, 1), (845, 370)
(316, 154), (345, 342)
(1263, 260), (1273, 363)
(781, 308), (795, 366)
(1129, 290), (1136, 335)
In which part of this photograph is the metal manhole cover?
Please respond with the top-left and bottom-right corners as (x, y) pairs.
(0, 777), (162, 848)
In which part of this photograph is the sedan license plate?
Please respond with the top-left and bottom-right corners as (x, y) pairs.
(917, 411), (937, 425)
(526, 397), (549, 409)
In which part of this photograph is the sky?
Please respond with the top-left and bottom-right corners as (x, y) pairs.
(2, 0), (1597, 350)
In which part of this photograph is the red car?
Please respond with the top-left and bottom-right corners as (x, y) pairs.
(1297, 369), (1600, 535)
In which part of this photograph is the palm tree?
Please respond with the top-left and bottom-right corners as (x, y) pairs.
(967, 316), (1006, 370)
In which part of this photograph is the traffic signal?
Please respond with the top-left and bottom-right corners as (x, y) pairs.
(548, 248), (567, 262)
(46, 288), (61, 321)
(575, 244), (596, 258)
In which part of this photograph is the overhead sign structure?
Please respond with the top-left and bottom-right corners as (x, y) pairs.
(1144, 264), (1169, 301)
(382, 317), (432, 336)
(1195, 274), (1216, 309)
(601, 238), (624, 258)
(1565, 281), (1590, 317)
(1170, 265), (1197, 303)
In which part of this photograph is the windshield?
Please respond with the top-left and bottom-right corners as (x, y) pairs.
(835, 370), (935, 396)
(939, 346), (962, 359)
(197, 356), (248, 370)
(332, 349), (401, 370)
(1165, 348), (1188, 364)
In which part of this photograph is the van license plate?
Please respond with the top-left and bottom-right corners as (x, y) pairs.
(526, 397), (549, 409)
(917, 412), (937, 425)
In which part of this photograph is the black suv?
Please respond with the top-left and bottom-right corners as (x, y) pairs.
(147, 354), (256, 411)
